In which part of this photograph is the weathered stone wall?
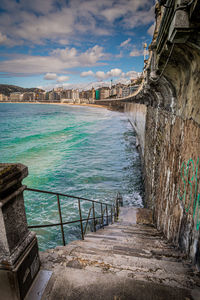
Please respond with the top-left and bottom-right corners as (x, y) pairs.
(124, 40), (200, 270)
(144, 106), (200, 265)
(125, 98), (200, 269)
(122, 1), (200, 269)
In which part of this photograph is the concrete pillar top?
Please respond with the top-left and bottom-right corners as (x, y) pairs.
(0, 163), (28, 201)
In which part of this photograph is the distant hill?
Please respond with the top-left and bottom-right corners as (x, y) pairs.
(0, 84), (45, 96)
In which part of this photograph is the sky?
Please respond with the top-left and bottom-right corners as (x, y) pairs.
(0, 0), (156, 91)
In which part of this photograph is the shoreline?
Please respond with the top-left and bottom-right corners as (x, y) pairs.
(0, 101), (108, 109)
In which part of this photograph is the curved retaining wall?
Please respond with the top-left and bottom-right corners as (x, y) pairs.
(123, 0), (200, 270)
(100, 1), (200, 270)
(125, 99), (200, 270)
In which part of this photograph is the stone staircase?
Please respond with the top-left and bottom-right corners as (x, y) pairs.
(39, 207), (200, 300)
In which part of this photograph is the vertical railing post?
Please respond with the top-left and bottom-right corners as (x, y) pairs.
(116, 195), (119, 218)
(92, 202), (96, 232)
(106, 204), (108, 225)
(57, 194), (65, 246)
(101, 203), (104, 228)
(78, 198), (84, 240)
(84, 207), (92, 236)
(114, 204), (117, 222)
(118, 192), (123, 207)
(111, 206), (113, 224)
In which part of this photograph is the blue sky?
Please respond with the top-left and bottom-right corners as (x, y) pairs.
(0, 0), (155, 90)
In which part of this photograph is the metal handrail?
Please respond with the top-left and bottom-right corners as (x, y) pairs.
(26, 187), (113, 207)
(25, 186), (122, 247)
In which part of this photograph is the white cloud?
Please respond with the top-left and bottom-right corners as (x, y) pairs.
(0, 45), (108, 74)
(115, 51), (123, 58)
(0, 0), (155, 46)
(124, 71), (140, 78)
(81, 70), (94, 77)
(107, 68), (122, 77)
(0, 31), (15, 46)
(51, 45), (106, 66)
(122, 4), (155, 29)
(120, 38), (131, 48)
(148, 23), (155, 36)
(95, 68), (122, 80)
(57, 76), (70, 82)
(80, 68), (137, 81)
(52, 47), (77, 61)
(95, 71), (107, 80)
(58, 39), (69, 45)
(80, 68), (123, 80)
(19, 0), (55, 14)
(101, 0), (154, 27)
(130, 47), (143, 57)
(44, 73), (57, 80)
(0, 32), (8, 44)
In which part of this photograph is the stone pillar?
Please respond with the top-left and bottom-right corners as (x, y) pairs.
(0, 163), (40, 300)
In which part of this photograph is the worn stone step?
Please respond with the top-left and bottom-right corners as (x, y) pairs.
(41, 267), (195, 300)
(82, 234), (171, 250)
(41, 248), (194, 289)
(40, 207), (200, 299)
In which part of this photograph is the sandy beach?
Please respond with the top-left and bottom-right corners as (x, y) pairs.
(0, 101), (108, 109)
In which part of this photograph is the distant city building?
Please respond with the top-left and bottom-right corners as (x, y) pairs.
(80, 88), (95, 101)
(54, 87), (63, 92)
(49, 91), (60, 101)
(116, 86), (123, 98)
(79, 91), (85, 99)
(72, 89), (79, 100)
(0, 82), (139, 104)
(35, 92), (46, 101)
(60, 89), (79, 102)
(0, 93), (8, 101)
(23, 92), (35, 101)
(44, 92), (50, 100)
(91, 88), (95, 100)
(130, 85), (140, 94)
(61, 89), (71, 100)
(95, 90), (100, 100)
(122, 87), (130, 98)
(109, 84), (123, 99)
(116, 83), (124, 98)
(9, 92), (23, 101)
(110, 87), (117, 98)
(121, 85), (139, 98)
(99, 87), (110, 99)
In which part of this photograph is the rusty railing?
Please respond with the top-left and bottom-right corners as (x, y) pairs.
(25, 187), (123, 246)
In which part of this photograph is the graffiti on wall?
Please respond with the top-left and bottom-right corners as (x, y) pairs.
(178, 157), (200, 231)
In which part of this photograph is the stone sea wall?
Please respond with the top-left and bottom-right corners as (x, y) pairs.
(145, 106), (200, 265)
(124, 103), (147, 158)
(124, 41), (200, 269)
(125, 97), (200, 269)
(123, 0), (200, 269)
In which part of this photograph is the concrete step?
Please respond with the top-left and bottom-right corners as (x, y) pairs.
(42, 267), (195, 300)
(40, 207), (200, 300)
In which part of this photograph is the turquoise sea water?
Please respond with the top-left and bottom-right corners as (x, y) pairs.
(0, 103), (143, 250)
